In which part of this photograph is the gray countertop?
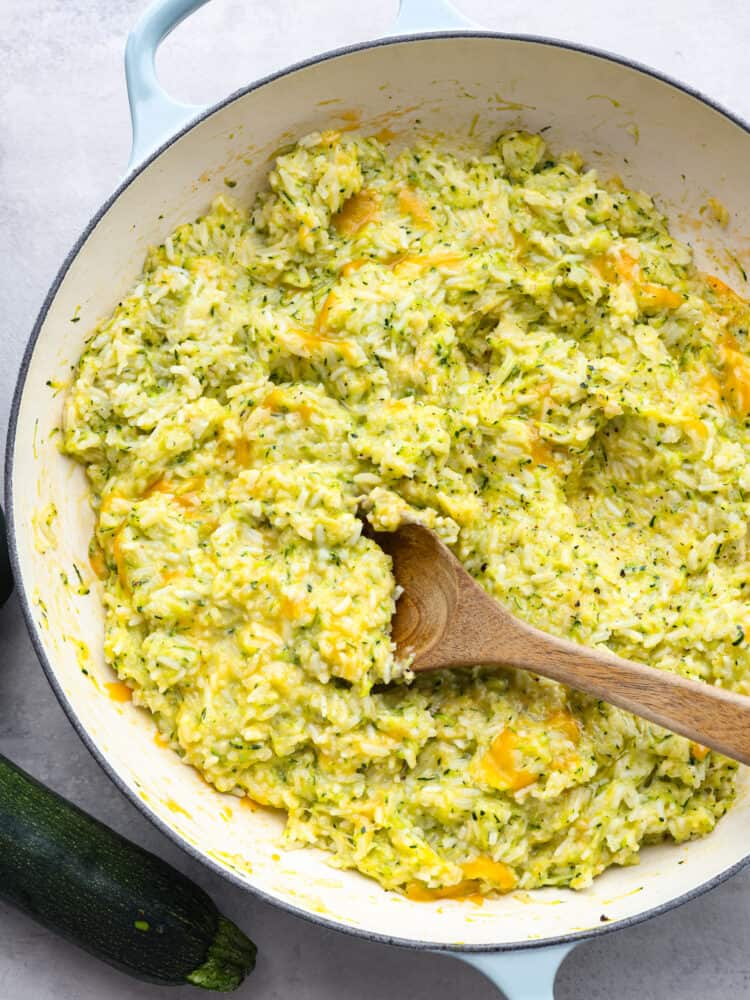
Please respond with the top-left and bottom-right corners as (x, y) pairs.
(1, 1), (749, 997)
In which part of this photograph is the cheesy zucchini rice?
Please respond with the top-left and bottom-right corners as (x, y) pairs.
(63, 129), (750, 898)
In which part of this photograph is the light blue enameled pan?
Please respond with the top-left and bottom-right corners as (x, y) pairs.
(8, 1), (750, 995)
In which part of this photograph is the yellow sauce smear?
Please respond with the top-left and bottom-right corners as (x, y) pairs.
(336, 109), (361, 132)
(238, 795), (285, 818)
(166, 798), (191, 818)
(705, 197), (730, 227)
(372, 127), (397, 142)
(479, 729), (536, 791)
(105, 681), (132, 703)
(89, 546), (107, 580)
(235, 438), (253, 467)
(333, 191), (379, 237)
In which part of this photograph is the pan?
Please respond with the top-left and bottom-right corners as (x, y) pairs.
(7, 0), (750, 994)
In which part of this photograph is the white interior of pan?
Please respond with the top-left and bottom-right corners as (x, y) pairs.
(10, 36), (750, 947)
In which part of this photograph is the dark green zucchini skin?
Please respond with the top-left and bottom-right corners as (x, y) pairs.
(0, 506), (14, 607)
(0, 754), (256, 990)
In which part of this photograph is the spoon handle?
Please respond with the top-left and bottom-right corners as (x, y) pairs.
(385, 522), (750, 765)
(484, 610), (750, 765)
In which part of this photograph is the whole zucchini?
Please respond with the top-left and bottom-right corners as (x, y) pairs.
(0, 507), (13, 607)
(0, 754), (256, 990)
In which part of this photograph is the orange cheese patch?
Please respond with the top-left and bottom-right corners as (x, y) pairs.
(593, 251), (682, 311)
(405, 858), (516, 901)
(105, 681), (132, 703)
(235, 438), (253, 467)
(341, 258), (369, 277)
(478, 729), (536, 792)
(390, 252), (463, 276)
(145, 476), (204, 510)
(262, 388), (315, 423)
(683, 419), (709, 440)
(529, 426), (554, 467)
(461, 857), (517, 890)
(720, 333), (750, 416)
(405, 880), (479, 902)
(397, 186), (434, 228)
(547, 709), (580, 745)
(690, 741), (710, 761)
(98, 490), (121, 518)
(287, 326), (358, 364)
(705, 273), (743, 302)
(593, 250), (639, 284)
(342, 252), (463, 278)
(637, 283), (683, 312)
(315, 290), (337, 333)
(695, 370), (723, 406)
(332, 191), (379, 237)
(279, 595), (309, 621)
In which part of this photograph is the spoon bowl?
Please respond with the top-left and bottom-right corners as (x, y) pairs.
(373, 522), (750, 766)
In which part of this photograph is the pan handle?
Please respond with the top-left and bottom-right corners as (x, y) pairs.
(452, 944), (576, 999)
(124, 0), (477, 171)
(125, 0), (211, 171)
(391, 0), (478, 33)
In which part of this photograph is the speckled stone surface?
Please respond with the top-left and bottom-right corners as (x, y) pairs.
(1, 2), (750, 997)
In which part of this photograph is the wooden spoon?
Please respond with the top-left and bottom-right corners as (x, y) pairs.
(372, 522), (750, 765)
